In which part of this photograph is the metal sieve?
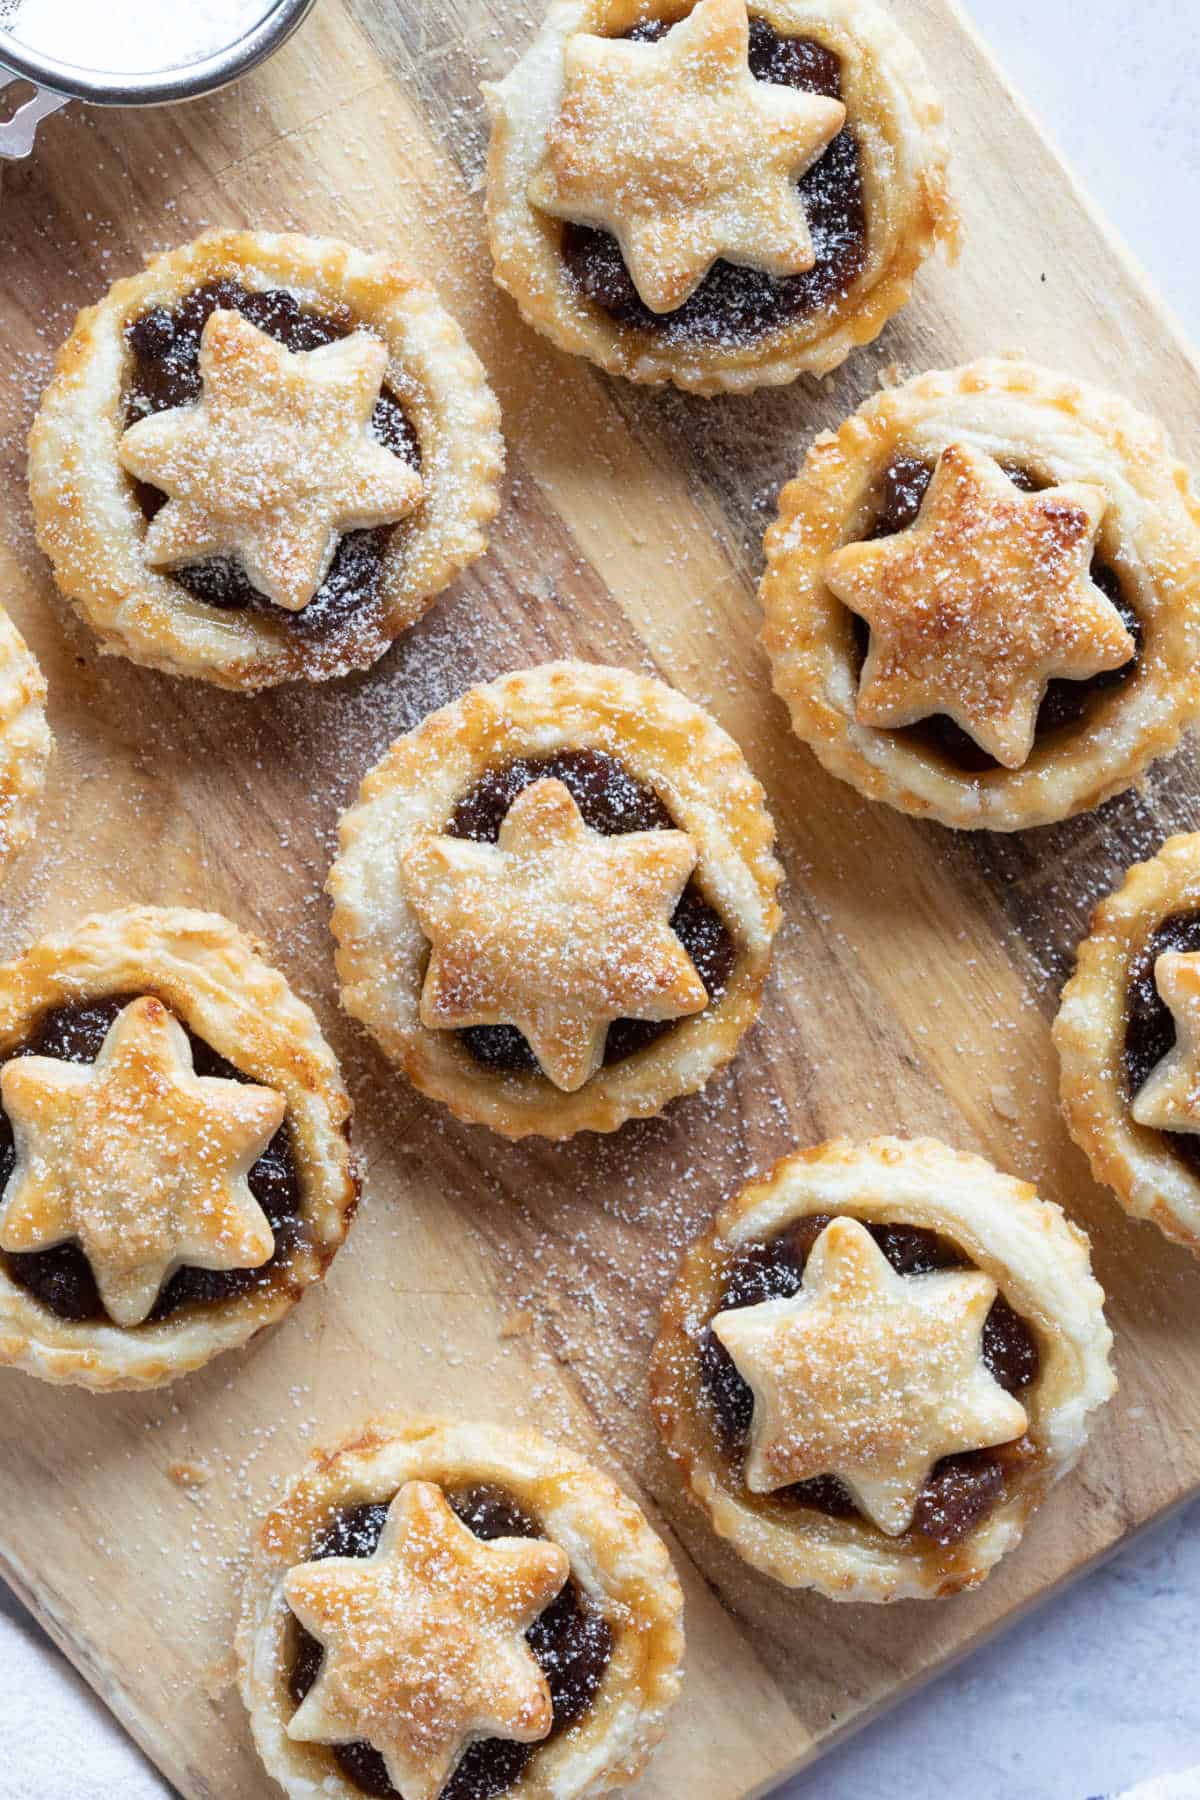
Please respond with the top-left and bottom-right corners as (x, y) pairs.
(0, 0), (316, 158)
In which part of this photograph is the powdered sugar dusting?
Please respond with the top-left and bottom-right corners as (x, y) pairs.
(0, 0), (1199, 1787)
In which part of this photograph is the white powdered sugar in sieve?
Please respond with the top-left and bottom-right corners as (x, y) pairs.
(0, 0), (278, 76)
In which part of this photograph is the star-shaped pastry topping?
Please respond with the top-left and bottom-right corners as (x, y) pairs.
(1131, 951), (1200, 1134)
(712, 1216), (1028, 1535)
(823, 442), (1135, 769)
(0, 996), (284, 1326)
(401, 776), (708, 1091)
(528, 0), (846, 313)
(117, 309), (423, 612)
(285, 1480), (569, 1800)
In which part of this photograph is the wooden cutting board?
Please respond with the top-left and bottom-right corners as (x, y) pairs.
(1, 2), (1199, 1795)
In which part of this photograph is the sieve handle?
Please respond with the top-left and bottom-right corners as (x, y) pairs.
(0, 82), (67, 158)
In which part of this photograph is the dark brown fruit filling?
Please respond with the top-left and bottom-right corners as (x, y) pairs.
(124, 280), (421, 637)
(289, 1485), (614, 1800)
(445, 749), (735, 1075)
(909, 1450), (1004, 1546)
(1123, 910), (1200, 1180)
(0, 995), (304, 1326)
(847, 455), (1141, 774)
(560, 18), (866, 346)
(698, 1217), (1040, 1546)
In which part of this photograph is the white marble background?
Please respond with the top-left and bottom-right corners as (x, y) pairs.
(2, 0), (1200, 1796)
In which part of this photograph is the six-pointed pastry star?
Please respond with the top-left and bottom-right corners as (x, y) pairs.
(1131, 950), (1200, 1134)
(0, 996), (284, 1327)
(712, 1215), (1029, 1535)
(823, 441), (1136, 769)
(117, 308), (422, 613)
(285, 1479), (570, 1800)
(528, 0), (846, 314)
(401, 776), (709, 1091)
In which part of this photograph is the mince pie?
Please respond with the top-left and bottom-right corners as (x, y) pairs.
(329, 662), (781, 1138)
(0, 604), (51, 878)
(1055, 832), (1200, 1255)
(485, 0), (955, 393)
(760, 358), (1200, 828)
(650, 1137), (1115, 1600)
(238, 1416), (685, 1800)
(29, 230), (503, 689)
(0, 907), (356, 1389)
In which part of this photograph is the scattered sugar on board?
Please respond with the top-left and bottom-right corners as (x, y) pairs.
(2, 16), (1200, 1768)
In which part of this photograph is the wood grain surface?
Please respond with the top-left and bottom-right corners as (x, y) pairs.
(1, 1), (1199, 1796)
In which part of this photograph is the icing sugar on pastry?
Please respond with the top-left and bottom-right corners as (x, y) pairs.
(485, 0), (955, 391)
(761, 359), (1200, 829)
(1129, 952), (1200, 1135)
(329, 662), (781, 1138)
(239, 1417), (685, 1798)
(823, 441), (1134, 769)
(651, 1137), (1115, 1600)
(401, 775), (708, 1091)
(284, 1479), (570, 1800)
(0, 907), (357, 1388)
(0, 603), (50, 881)
(30, 231), (503, 688)
(0, 995), (284, 1327)
(117, 308), (423, 614)
(528, 0), (845, 313)
(1056, 834), (1200, 1254)
(712, 1214), (1027, 1535)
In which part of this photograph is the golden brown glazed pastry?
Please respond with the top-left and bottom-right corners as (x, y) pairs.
(761, 358), (1200, 828)
(651, 1137), (1115, 1600)
(1056, 832), (1200, 1255)
(30, 230), (503, 688)
(0, 604), (50, 880)
(329, 661), (781, 1138)
(485, 0), (954, 392)
(238, 1417), (685, 1799)
(0, 907), (356, 1389)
